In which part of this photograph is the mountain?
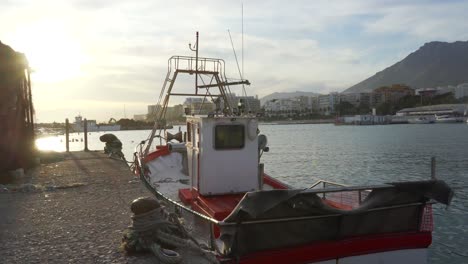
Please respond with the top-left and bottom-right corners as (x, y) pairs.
(344, 41), (468, 93)
(260, 91), (322, 105)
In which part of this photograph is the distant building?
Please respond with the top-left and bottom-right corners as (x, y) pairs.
(147, 104), (162, 116)
(218, 93), (262, 114)
(396, 104), (468, 116)
(263, 98), (301, 117)
(455, 83), (468, 99)
(414, 88), (437, 96)
(340, 93), (370, 107)
(147, 104), (184, 121)
(133, 114), (147, 121)
(166, 104), (184, 120)
(435, 85), (456, 96)
(183, 98), (215, 115)
(310, 96), (320, 112)
(337, 115), (389, 125)
(370, 84), (413, 107)
(318, 93), (339, 115)
(236, 95), (261, 114)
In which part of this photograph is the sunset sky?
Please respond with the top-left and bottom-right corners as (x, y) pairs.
(2, 0), (468, 122)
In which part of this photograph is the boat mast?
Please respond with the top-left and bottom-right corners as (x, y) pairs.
(142, 32), (251, 157)
(189, 32), (199, 95)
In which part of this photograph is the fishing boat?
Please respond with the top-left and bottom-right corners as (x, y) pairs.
(133, 33), (453, 264)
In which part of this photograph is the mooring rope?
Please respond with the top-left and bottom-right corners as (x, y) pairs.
(123, 205), (218, 264)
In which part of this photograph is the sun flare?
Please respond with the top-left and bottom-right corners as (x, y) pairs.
(8, 20), (88, 83)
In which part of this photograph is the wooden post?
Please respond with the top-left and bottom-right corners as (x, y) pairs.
(431, 157), (436, 179)
(65, 118), (70, 152)
(84, 119), (89, 151)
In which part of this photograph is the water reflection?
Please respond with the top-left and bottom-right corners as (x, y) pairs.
(35, 136), (65, 152)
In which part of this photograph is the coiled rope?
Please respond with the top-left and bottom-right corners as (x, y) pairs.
(122, 201), (218, 264)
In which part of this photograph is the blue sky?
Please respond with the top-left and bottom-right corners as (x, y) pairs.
(1, 0), (468, 122)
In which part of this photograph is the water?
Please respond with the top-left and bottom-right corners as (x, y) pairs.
(36, 123), (468, 263)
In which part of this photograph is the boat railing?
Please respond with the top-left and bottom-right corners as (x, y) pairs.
(139, 162), (431, 229)
(137, 158), (433, 250)
(308, 180), (371, 208)
(168, 55), (226, 78)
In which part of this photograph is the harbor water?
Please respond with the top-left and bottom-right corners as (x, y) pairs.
(36, 123), (468, 263)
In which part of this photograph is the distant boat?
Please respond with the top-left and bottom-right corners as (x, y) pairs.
(72, 115), (120, 132)
(434, 115), (460, 123)
(407, 116), (435, 124)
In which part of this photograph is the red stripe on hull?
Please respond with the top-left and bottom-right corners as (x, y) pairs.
(144, 145), (170, 162)
(228, 232), (431, 264)
(263, 173), (289, 189)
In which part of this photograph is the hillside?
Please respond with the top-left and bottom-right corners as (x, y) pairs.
(344, 41), (468, 93)
(260, 91), (321, 105)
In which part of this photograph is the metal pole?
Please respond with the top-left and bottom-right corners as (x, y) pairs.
(27, 69), (34, 135)
(195, 31), (199, 95)
(84, 119), (89, 151)
(65, 118), (69, 152)
(431, 157), (436, 179)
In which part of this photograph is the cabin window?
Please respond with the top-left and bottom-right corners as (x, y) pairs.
(214, 125), (245, 149)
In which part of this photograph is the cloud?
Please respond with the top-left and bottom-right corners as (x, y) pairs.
(3, 0), (468, 122)
(364, 1), (468, 40)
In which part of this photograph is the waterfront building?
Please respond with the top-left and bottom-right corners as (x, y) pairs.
(263, 99), (280, 115)
(297, 96), (311, 113)
(414, 88), (437, 96)
(370, 84), (414, 107)
(133, 114), (147, 121)
(337, 115), (389, 125)
(396, 104), (468, 116)
(435, 85), (456, 96)
(147, 104), (163, 121)
(263, 98), (301, 117)
(310, 96), (320, 112)
(166, 104), (184, 121)
(455, 83), (468, 99)
(147, 104), (184, 121)
(183, 98), (216, 115)
(262, 95), (325, 116)
(318, 93), (339, 115)
(236, 95), (261, 114)
(218, 93), (262, 114)
(147, 104), (162, 116)
(415, 86), (455, 97)
(339, 93), (370, 107)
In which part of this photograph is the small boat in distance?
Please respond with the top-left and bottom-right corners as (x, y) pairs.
(407, 116), (435, 124)
(133, 32), (454, 264)
(434, 114), (461, 123)
(72, 115), (120, 132)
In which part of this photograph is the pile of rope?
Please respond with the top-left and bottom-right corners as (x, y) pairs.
(122, 197), (219, 264)
(99, 133), (124, 159)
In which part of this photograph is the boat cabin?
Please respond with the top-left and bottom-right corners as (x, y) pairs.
(186, 116), (260, 196)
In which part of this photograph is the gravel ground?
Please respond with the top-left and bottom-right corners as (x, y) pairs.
(0, 151), (156, 264)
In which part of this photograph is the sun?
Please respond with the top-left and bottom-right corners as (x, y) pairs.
(8, 20), (88, 83)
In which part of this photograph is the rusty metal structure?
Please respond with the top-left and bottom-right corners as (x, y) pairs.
(0, 41), (35, 172)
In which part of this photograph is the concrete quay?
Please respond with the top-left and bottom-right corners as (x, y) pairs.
(0, 151), (155, 264)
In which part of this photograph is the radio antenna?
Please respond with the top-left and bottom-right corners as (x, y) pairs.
(242, 2), (244, 81)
